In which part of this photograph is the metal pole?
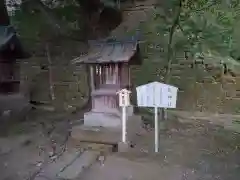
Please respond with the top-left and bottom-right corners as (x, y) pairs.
(154, 106), (159, 152)
(122, 106), (127, 143)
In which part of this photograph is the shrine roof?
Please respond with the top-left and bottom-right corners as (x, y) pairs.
(72, 39), (141, 65)
(0, 25), (30, 59)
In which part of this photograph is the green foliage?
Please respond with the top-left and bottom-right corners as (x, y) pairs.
(53, 5), (80, 22)
(11, 10), (46, 41)
(139, 0), (240, 77)
(179, 0), (240, 61)
(9, 0), (240, 73)
(10, 3), (81, 42)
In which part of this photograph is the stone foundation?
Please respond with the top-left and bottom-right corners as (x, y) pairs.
(71, 115), (142, 145)
(83, 106), (134, 128)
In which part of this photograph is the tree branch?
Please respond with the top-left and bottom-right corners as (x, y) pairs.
(22, 0), (70, 37)
(35, 0), (66, 34)
(164, 0), (183, 83)
(180, 1), (217, 22)
(161, 0), (183, 120)
(45, 44), (55, 101)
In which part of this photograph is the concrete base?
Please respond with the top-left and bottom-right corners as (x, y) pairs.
(84, 111), (121, 128)
(84, 106), (134, 128)
(118, 142), (129, 152)
(71, 115), (143, 145)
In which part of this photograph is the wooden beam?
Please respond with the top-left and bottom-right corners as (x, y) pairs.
(128, 65), (131, 87)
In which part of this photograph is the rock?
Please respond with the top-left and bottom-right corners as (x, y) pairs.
(0, 146), (12, 155)
(2, 110), (11, 116)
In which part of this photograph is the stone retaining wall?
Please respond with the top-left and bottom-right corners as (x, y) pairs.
(20, 56), (240, 113)
(170, 63), (240, 114)
(19, 56), (88, 110)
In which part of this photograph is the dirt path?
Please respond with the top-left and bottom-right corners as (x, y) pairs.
(0, 111), (240, 180)
(0, 110), (77, 180)
(81, 118), (240, 180)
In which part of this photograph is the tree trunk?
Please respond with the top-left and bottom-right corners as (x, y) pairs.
(0, 0), (10, 26)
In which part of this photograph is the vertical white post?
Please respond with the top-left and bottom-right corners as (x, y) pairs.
(122, 106), (127, 143)
(154, 106), (159, 152)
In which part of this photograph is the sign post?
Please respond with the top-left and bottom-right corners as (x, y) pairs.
(154, 106), (159, 152)
(136, 81), (178, 153)
(122, 105), (127, 143)
(117, 89), (131, 143)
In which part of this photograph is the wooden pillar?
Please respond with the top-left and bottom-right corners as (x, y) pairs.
(128, 66), (131, 87)
(119, 64), (122, 87)
(90, 65), (95, 108)
(114, 63), (118, 84)
(99, 65), (102, 85)
(90, 65), (95, 91)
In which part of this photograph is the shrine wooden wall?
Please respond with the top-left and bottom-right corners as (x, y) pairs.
(0, 58), (20, 94)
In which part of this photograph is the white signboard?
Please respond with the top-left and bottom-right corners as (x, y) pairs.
(136, 81), (178, 153)
(116, 89), (131, 107)
(136, 81), (178, 108)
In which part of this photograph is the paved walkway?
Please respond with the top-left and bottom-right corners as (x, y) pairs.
(80, 155), (197, 180)
(34, 150), (100, 180)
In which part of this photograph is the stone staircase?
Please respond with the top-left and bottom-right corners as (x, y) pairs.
(33, 148), (108, 180)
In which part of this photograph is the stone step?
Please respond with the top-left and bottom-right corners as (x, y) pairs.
(197, 77), (215, 83)
(69, 140), (114, 153)
(236, 90), (240, 98)
(178, 60), (194, 65)
(194, 59), (204, 64)
(57, 151), (100, 180)
(71, 125), (121, 145)
(170, 70), (182, 76)
(171, 64), (186, 71)
(71, 116), (142, 146)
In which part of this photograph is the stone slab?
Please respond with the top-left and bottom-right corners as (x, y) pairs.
(71, 126), (121, 145)
(39, 149), (81, 179)
(57, 151), (100, 179)
(84, 106), (134, 128)
(69, 139), (114, 152)
(71, 115), (143, 145)
(78, 142), (114, 152)
(34, 176), (49, 180)
(81, 155), (197, 180)
(84, 112), (122, 127)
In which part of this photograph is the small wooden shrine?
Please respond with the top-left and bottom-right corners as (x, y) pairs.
(0, 25), (30, 94)
(73, 39), (141, 128)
